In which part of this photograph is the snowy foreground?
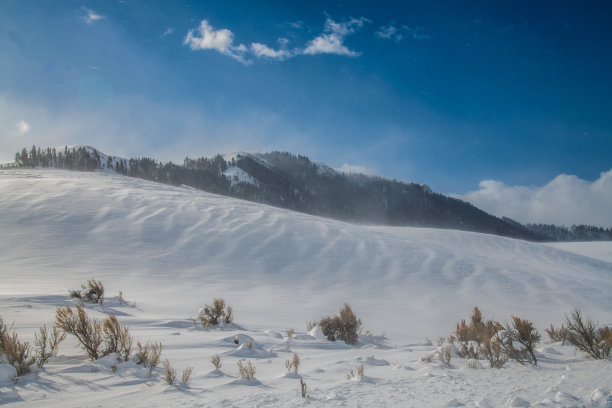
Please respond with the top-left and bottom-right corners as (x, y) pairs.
(1, 169), (611, 407)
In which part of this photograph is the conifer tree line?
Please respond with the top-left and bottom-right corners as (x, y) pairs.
(9, 145), (611, 242)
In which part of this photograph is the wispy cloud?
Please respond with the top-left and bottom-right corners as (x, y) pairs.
(456, 170), (612, 226)
(184, 20), (249, 64)
(376, 23), (431, 41)
(303, 17), (369, 56)
(83, 8), (104, 24)
(15, 119), (30, 135)
(250, 43), (293, 61)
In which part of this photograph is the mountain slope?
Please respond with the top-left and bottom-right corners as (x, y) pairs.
(9, 146), (543, 241)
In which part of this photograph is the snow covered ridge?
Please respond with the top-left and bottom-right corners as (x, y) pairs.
(0, 169), (611, 406)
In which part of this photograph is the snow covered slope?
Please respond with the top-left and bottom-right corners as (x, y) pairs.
(1, 169), (610, 337)
(1, 169), (611, 407)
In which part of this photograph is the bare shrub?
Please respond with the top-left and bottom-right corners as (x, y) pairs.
(545, 324), (569, 344)
(211, 354), (222, 370)
(495, 316), (540, 366)
(2, 331), (35, 376)
(247, 340), (253, 350)
(319, 304), (362, 345)
(199, 298), (233, 327)
(103, 315), (132, 361)
(237, 360), (256, 380)
(56, 305), (103, 359)
(300, 377), (307, 398)
(287, 328), (295, 338)
(565, 308), (611, 359)
(306, 321), (317, 331)
(181, 366), (193, 385)
(163, 359), (176, 385)
(35, 325), (66, 367)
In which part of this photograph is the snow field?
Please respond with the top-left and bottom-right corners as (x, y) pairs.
(0, 169), (611, 407)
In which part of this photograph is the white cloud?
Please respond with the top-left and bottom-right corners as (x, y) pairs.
(184, 20), (249, 64)
(185, 17), (369, 64)
(336, 163), (377, 176)
(250, 43), (292, 60)
(15, 119), (30, 135)
(83, 8), (104, 24)
(376, 24), (402, 41)
(456, 170), (612, 226)
(303, 17), (368, 56)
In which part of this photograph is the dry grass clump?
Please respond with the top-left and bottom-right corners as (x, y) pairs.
(69, 279), (105, 304)
(56, 305), (131, 360)
(285, 353), (300, 374)
(319, 304), (361, 345)
(436, 345), (452, 366)
(136, 341), (162, 374)
(237, 360), (256, 380)
(347, 364), (364, 380)
(181, 366), (193, 385)
(211, 354), (222, 370)
(545, 324), (569, 344)
(163, 359), (176, 385)
(199, 298), (233, 327)
(565, 308), (611, 359)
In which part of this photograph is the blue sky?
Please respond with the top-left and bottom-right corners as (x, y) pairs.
(1, 1), (611, 224)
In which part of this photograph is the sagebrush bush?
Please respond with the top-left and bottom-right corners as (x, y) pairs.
(199, 298), (233, 327)
(56, 305), (132, 360)
(69, 280), (105, 304)
(136, 341), (162, 374)
(454, 307), (502, 360)
(319, 304), (361, 345)
(495, 316), (540, 366)
(2, 330), (35, 376)
(565, 308), (611, 359)
(479, 335), (507, 368)
(237, 360), (256, 380)
(35, 325), (66, 367)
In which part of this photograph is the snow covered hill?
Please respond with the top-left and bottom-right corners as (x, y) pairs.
(1, 169), (611, 407)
